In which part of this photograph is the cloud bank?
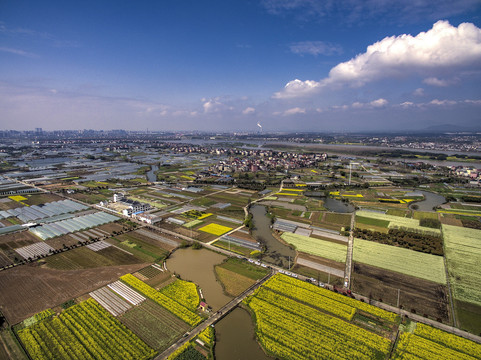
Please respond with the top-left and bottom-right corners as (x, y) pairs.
(274, 21), (481, 99)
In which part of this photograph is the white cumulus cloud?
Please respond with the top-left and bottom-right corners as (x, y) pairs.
(242, 107), (256, 115)
(283, 107), (306, 115)
(272, 79), (322, 99)
(351, 98), (388, 109)
(423, 77), (457, 87)
(328, 21), (481, 86)
(273, 21), (481, 99)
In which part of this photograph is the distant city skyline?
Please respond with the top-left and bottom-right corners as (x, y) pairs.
(1, 0), (481, 132)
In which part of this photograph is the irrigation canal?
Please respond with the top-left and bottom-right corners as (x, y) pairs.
(155, 271), (274, 360)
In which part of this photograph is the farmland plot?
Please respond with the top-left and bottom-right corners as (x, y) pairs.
(198, 223), (232, 236)
(281, 232), (347, 263)
(393, 323), (481, 359)
(120, 274), (202, 326)
(0, 263), (147, 324)
(89, 286), (132, 316)
(356, 210), (441, 236)
(86, 240), (112, 252)
(353, 239), (446, 284)
(244, 274), (393, 360)
(120, 300), (189, 350)
(443, 225), (481, 306)
(108, 280), (146, 305)
(15, 242), (54, 259)
(18, 298), (155, 360)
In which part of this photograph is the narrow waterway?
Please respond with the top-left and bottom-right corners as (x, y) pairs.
(304, 193), (355, 213)
(146, 164), (159, 182)
(165, 248), (232, 311)
(409, 190), (446, 212)
(214, 307), (271, 360)
(249, 204), (296, 268)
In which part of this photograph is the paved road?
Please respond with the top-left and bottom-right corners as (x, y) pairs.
(155, 271), (274, 360)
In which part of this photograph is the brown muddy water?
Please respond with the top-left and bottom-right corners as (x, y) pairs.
(214, 307), (272, 360)
(250, 204), (296, 268)
(165, 247), (232, 311)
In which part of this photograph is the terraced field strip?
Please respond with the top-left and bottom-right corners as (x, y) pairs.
(68, 233), (87, 243)
(88, 229), (106, 237)
(108, 280), (146, 305)
(89, 286), (132, 316)
(281, 232), (347, 263)
(86, 240), (112, 252)
(311, 230), (348, 243)
(297, 258), (344, 277)
(216, 215), (243, 224)
(15, 242), (54, 259)
(135, 229), (178, 247)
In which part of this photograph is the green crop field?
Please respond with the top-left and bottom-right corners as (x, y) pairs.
(353, 239), (446, 284)
(443, 225), (481, 306)
(413, 211), (439, 220)
(281, 232), (347, 263)
(356, 216), (390, 228)
(324, 213), (352, 226)
(355, 210), (441, 236)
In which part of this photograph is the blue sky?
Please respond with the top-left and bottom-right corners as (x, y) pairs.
(1, 0), (481, 132)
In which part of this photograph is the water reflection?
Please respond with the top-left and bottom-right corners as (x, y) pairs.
(250, 205), (296, 268)
(166, 248), (232, 311)
(215, 307), (271, 360)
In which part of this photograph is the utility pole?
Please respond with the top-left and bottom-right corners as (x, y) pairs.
(349, 162), (352, 186)
(397, 288), (401, 308)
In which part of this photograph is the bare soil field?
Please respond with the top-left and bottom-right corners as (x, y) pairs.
(0, 231), (41, 265)
(0, 252), (11, 267)
(0, 230), (39, 249)
(0, 199), (21, 211)
(96, 222), (124, 234)
(21, 193), (63, 206)
(351, 262), (450, 323)
(0, 262), (148, 324)
(440, 215), (463, 226)
(42, 246), (145, 270)
(45, 234), (80, 250)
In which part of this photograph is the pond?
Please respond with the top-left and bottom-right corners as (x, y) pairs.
(409, 190), (446, 212)
(249, 204), (296, 268)
(305, 192), (355, 213)
(165, 248), (232, 311)
(214, 307), (271, 360)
